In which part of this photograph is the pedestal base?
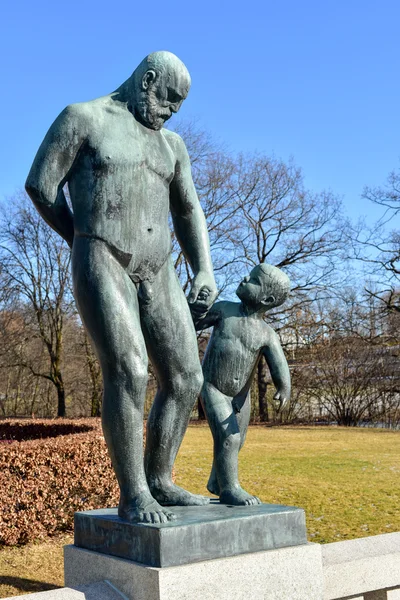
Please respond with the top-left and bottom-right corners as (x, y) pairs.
(67, 503), (322, 599)
(64, 542), (324, 600)
(74, 501), (307, 567)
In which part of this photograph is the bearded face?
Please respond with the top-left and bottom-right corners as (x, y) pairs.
(135, 89), (173, 130)
(135, 69), (190, 131)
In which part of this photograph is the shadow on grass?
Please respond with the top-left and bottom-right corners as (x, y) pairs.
(0, 575), (60, 593)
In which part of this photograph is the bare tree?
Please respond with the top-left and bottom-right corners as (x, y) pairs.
(0, 192), (74, 417)
(294, 338), (398, 426)
(358, 166), (400, 312)
(231, 155), (347, 420)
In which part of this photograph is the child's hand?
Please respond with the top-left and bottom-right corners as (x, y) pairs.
(189, 286), (214, 320)
(273, 389), (289, 409)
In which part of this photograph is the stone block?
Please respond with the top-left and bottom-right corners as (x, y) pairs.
(74, 501), (307, 567)
(3, 580), (126, 599)
(3, 591), (84, 600)
(322, 532), (400, 600)
(64, 542), (324, 600)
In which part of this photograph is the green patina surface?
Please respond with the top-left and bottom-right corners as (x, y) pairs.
(25, 51), (217, 524)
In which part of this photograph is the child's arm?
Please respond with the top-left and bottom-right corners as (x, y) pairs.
(262, 328), (291, 407)
(191, 301), (224, 331)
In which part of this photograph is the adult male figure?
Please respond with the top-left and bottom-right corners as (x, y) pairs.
(25, 51), (217, 524)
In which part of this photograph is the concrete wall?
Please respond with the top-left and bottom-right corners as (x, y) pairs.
(323, 532), (400, 600)
(4, 531), (400, 599)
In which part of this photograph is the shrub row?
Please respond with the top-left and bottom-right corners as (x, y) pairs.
(0, 420), (93, 442)
(0, 419), (119, 546)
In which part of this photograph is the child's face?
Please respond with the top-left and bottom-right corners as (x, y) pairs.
(236, 267), (266, 307)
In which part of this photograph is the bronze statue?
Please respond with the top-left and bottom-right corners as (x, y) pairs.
(193, 264), (291, 505)
(25, 51), (217, 524)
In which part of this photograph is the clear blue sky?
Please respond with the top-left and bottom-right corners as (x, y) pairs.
(1, 0), (399, 224)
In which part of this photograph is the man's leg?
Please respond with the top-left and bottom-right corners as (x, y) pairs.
(72, 237), (174, 523)
(141, 259), (208, 505)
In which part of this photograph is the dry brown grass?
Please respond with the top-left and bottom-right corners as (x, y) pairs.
(0, 535), (72, 597)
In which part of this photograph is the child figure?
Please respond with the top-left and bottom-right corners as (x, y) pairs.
(193, 264), (291, 506)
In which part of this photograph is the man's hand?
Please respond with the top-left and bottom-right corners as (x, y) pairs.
(273, 389), (290, 410)
(188, 272), (217, 317)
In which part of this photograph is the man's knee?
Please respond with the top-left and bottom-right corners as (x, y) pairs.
(170, 365), (203, 399)
(105, 354), (148, 394)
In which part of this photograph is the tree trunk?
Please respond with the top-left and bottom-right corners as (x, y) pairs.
(257, 356), (269, 422)
(91, 389), (102, 417)
(56, 385), (66, 417)
(84, 332), (102, 417)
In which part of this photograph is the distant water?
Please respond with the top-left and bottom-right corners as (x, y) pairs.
(359, 421), (400, 430)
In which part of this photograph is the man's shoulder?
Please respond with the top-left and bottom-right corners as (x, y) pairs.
(62, 96), (113, 124)
(162, 129), (188, 159)
(162, 128), (183, 144)
(261, 322), (280, 344)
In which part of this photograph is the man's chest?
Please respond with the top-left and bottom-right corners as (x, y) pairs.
(85, 120), (176, 183)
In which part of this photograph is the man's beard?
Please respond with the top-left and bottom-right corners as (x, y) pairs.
(136, 94), (171, 130)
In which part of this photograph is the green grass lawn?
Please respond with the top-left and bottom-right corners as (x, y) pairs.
(175, 425), (400, 544)
(0, 425), (399, 597)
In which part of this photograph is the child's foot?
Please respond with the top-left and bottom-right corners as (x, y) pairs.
(150, 481), (210, 506)
(219, 487), (261, 506)
(118, 491), (176, 523)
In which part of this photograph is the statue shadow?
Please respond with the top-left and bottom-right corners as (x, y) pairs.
(0, 575), (60, 594)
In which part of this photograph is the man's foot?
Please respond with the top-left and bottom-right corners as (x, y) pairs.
(150, 482), (210, 506)
(219, 487), (261, 506)
(118, 492), (176, 523)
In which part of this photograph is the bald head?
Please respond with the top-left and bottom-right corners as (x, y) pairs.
(257, 264), (291, 308)
(131, 51), (191, 130)
(133, 51), (191, 89)
(236, 263), (291, 310)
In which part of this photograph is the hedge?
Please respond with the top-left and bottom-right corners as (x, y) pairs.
(0, 419), (119, 545)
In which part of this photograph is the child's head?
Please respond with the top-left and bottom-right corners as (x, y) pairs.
(236, 264), (290, 310)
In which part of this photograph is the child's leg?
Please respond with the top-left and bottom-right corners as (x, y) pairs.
(207, 391), (251, 495)
(237, 392), (251, 450)
(201, 382), (240, 493)
(202, 382), (260, 505)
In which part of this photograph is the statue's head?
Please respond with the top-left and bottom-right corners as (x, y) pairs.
(132, 51), (191, 130)
(236, 264), (291, 310)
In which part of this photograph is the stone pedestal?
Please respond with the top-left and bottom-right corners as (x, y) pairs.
(65, 543), (323, 600)
(73, 501), (307, 567)
(64, 502), (324, 600)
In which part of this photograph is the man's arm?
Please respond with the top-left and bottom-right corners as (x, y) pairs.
(262, 328), (291, 407)
(25, 104), (87, 248)
(167, 132), (217, 308)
